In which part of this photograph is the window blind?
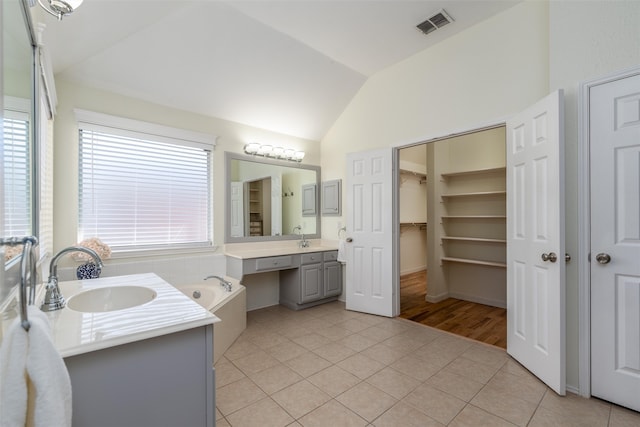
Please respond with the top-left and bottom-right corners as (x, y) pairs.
(2, 112), (32, 237)
(78, 128), (212, 252)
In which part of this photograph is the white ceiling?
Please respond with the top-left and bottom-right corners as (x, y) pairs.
(38, 0), (519, 141)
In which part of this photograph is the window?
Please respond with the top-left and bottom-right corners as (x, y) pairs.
(76, 110), (216, 253)
(3, 101), (32, 238)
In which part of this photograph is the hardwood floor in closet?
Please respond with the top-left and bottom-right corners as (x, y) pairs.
(399, 270), (507, 349)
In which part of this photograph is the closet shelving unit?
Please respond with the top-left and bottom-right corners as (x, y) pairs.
(399, 168), (427, 233)
(399, 169), (427, 185)
(440, 166), (506, 268)
(248, 180), (263, 236)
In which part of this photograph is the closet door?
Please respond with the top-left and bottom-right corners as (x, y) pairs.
(506, 90), (566, 395)
(590, 72), (640, 412)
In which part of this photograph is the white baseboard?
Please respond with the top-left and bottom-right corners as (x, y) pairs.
(448, 292), (506, 309)
(425, 292), (449, 303)
(400, 266), (427, 276)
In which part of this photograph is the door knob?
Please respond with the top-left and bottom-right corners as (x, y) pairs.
(541, 252), (557, 263)
(595, 253), (611, 264)
(346, 237), (353, 243)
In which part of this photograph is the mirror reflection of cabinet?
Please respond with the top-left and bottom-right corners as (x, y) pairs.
(301, 184), (317, 216)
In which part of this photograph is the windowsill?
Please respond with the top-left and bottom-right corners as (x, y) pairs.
(106, 245), (221, 260)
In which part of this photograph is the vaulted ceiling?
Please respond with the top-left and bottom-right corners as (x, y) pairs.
(38, 1), (519, 141)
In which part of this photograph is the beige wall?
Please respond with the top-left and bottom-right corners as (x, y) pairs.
(320, 0), (640, 391)
(52, 79), (320, 255)
(320, 0), (548, 239)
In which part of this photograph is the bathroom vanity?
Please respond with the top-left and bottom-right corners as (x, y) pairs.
(65, 326), (213, 427)
(225, 242), (342, 310)
(279, 250), (341, 310)
(47, 273), (219, 427)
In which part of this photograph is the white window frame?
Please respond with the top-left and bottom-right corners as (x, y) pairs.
(75, 109), (218, 257)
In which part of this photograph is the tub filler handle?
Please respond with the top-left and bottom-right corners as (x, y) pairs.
(204, 275), (233, 292)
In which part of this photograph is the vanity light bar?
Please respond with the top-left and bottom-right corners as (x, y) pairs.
(244, 143), (305, 162)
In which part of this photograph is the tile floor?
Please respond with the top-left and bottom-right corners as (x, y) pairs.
(215, 301), (640, 427)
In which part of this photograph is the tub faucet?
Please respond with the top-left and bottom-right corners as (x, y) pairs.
(293, 225), (310, 248)
(205, 275), (232, 292)
(41, 246), (104, 312)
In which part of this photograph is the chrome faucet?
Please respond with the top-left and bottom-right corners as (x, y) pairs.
(293, 225), (310, 248)
(41, 246), (104, 312)
(204, 275), (232, 292)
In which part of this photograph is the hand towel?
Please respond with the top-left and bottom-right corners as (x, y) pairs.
(0, 314), (29, 427)
(0, 306), (72, 427)
(337, 238), (347, 263)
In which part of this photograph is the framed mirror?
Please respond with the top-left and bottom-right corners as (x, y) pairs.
(225, 152), (321, 243)
(2, 0), (37, 267)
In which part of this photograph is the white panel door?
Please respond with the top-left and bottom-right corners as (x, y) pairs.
(506, 90), (566, 395)
(590, 73), (640, 412)
(230, 182), (244, 237)
(345, 148), (395, 317)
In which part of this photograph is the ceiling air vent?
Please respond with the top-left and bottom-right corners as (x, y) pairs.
(416, 9), (454, 35)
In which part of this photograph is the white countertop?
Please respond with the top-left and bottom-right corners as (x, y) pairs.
(224, 239), (338, 259)
(42, 273), (219, 358)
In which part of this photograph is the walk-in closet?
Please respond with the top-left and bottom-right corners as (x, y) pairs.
(398, 126), (507, 348)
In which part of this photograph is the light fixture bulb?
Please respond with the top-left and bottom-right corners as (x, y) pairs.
(39, 0), (83, 19)
(258, 145), (273, 156)
(244, 144), (303, 162)
(244, 143), (260, 155)
(272, 147), (284, 158)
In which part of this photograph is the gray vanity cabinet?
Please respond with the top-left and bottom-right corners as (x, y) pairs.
(64, 325), (215, 427)
(300, 262), (323, 303)
(280, 251), (342, 310)
(323, 251), (342, 298)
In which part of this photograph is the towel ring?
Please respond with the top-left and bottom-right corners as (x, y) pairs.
(338, 227), (346, 238)
(1, 236), (38, 331)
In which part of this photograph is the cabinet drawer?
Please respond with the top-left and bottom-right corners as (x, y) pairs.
(323, 251), (338, 262)
(255, 256), (293, 271)
(301, 253), (322, 264)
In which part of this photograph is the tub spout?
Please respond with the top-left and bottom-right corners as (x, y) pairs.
(204, 275), (232, 292)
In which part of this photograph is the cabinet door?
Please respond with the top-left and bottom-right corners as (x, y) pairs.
(300, 263), (323, 303)
(321, 179), (341, 216)
(324, 261), (342, 297)
(301, 183), (317, 216)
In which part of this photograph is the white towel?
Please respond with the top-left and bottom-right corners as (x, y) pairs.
(337, 238), (347, 263)
(0, 306), (72, 427)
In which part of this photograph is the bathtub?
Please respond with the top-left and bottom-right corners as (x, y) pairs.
(175, 279), (246, 363)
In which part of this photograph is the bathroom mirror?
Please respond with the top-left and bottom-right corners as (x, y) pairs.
(2, 0), (37, 266)
(225, 152), (321, 243)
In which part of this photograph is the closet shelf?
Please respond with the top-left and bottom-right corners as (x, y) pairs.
(440, 166), (506, 178)
(442, 257), (506, 268)
(441, 191), (506, 198)
(400, 222), (427, 233)
(400, 169), (426, 184)
(441, 215), (506, 219)
(441, 236), (506, 244)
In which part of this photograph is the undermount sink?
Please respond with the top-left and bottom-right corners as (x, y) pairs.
(67, 286), (157, 313)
